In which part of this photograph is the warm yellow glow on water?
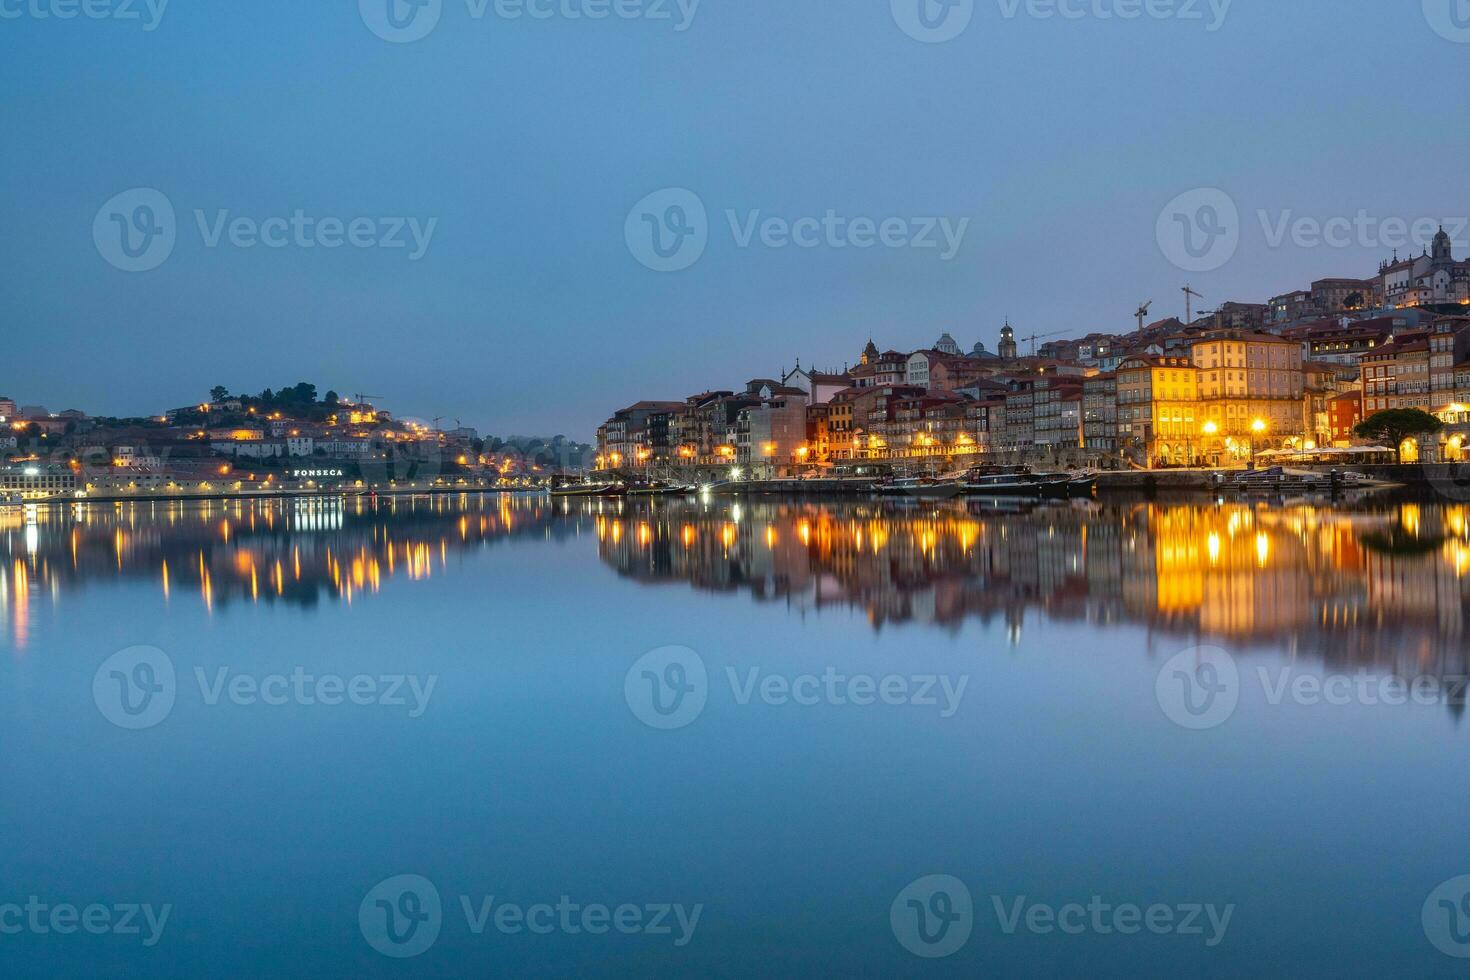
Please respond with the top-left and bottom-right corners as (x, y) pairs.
(3, 494), (1466, 658)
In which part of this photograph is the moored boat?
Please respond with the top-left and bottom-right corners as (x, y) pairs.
(961, 467), (1070, 498)
(1066, 473), (1098, 496)
(626, 484), (696, 497)
(876, 477), (964, 499)
(549, 483), (626, 498)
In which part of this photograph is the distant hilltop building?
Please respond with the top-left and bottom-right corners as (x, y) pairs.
(1378, 226), (1470, 308)
(781, 361), (854, 405)
(865, 328), (1012, 365)
(1272, 225), (1470, 325)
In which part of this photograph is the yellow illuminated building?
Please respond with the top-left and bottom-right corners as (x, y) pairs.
(1191, 332), (1306, 463)
(1116, 355), (1199, 466)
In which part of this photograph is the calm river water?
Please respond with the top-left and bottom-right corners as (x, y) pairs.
(1, 493), (1468, 977)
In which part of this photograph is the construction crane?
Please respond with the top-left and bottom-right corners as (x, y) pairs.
(1182, 285), (1204, 325)
(352, 392), (384, 408)
(1020, 329), (1068, 357)
(1135, 300), (1153, 333)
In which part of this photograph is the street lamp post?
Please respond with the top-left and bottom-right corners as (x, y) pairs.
(1202, 420), (1219, 469)
(1250, 418), (1267, 469)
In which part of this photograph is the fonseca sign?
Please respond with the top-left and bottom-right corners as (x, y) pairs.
(291, 469), (345, 479)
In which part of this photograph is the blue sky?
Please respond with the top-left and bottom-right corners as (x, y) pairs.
(2, 0), (1466, 437)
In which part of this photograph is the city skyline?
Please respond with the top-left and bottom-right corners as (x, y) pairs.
(11, 4), (1470, 976)
(4, 1), (1467, 437)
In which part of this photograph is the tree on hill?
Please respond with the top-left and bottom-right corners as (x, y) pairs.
(210, 385), (230, 403)
(1354, 408), (1444, 463)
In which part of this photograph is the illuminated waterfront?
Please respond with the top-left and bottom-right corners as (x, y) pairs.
(9, 493), (1467, 670)
(2, 493), (1469, 976)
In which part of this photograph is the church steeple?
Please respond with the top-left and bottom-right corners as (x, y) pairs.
(860, 339), (879, 366)
(1433, 224), (1453, 263)
(998, 320), (1018, 361)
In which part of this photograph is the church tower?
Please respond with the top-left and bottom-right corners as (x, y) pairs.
(1433, 225), (1453, 266)
(860, 339), (879, 366)
(998, 322), (1018, 361)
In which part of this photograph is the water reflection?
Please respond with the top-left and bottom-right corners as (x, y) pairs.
(4, 494), (1469, 681)
(590, 496), (1470, 675)
(0, 494), (569, 648)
